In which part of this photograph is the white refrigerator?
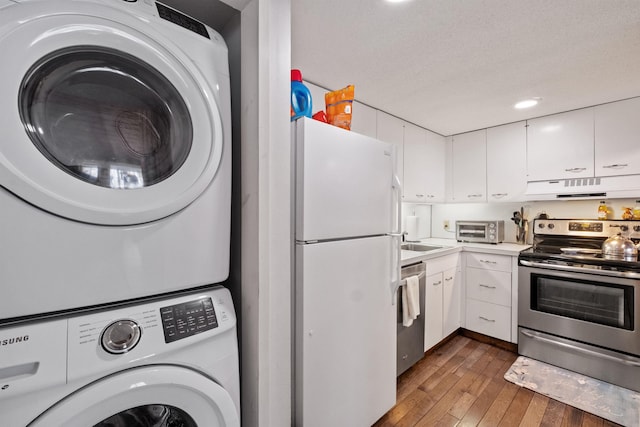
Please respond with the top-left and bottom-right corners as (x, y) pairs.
(293, 117), (401, 427)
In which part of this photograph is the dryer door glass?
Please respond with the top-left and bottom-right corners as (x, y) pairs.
(94, 404), (197, 427)
(19, 46), (193, 189)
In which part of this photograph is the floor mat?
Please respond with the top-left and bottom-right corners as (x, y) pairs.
(504, 356), (640, 427)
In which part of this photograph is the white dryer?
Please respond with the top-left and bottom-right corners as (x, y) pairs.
(0, 286), (240, 426)
(0, 0), (231, 320)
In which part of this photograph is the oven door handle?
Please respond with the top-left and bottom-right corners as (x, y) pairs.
(521, 330), (640, 367)
(519, 259), (640, 279)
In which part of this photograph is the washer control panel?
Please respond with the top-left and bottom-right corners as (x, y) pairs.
(66, 288), (234, 383)
(160, 297), (218, 343)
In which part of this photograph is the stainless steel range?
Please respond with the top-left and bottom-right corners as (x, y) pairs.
(518, 218), (640, 392)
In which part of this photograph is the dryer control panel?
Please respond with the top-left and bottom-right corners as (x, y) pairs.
(160, 297), (218, 343)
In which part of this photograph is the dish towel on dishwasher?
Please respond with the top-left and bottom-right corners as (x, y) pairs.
(402, 275), (420, 327)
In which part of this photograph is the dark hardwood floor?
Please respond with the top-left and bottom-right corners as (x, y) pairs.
(374, 334), (622, 427)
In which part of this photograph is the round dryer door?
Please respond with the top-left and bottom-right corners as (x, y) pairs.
(0, 1), (226, 225)
(29, 366), (240, 427)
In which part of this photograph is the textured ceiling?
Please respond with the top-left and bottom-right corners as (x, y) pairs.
(292, 0), (640, 136)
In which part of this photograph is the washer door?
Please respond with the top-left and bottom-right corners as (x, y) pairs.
(0, 2), (224, 225)
(28, 366), (239, 427)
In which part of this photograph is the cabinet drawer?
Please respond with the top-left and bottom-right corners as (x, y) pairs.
(465, 299), (511, 341)
(425, 254), (459, 275)
(466, 267), (511, 306)
(465, 253), (511, 272)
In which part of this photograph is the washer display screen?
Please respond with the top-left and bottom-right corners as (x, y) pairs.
(160, 297), (218, 343)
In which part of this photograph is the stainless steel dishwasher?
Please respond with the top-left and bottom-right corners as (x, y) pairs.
(397, 261), (426, 376)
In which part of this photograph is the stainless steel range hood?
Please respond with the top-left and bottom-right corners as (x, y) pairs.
(525, 175), (640, 200)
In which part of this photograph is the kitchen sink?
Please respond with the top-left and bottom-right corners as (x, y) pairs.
(400, 243), (443, 252)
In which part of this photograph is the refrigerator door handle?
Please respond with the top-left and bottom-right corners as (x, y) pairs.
(390, 173), (402, 304)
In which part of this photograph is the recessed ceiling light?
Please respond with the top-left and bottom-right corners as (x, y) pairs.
(514, 98), (540, 109)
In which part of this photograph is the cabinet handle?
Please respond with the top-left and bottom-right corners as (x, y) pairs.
(426, 195), (435, 198)
(491, 193), (508, 198)
(564, 167), (587, 173)
(479, 284), (496, 289)
(445, 277), (453, 282)
(479, 260), (497, 264)
(416, 194), (424, 198)
(479, 316), (495, 322)
(432, 281), (442, 286)
(602, 164), (628, 169)
(467, 194), (483, 198)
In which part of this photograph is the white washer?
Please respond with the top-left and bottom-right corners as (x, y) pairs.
(0, 0), (231, 320)
(0, 286), (240, 426)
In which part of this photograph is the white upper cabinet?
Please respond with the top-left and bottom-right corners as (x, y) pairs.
(376, 111), (405, 186)
(450, 129), (487, 202)
(424, 130), (446, 203)
(595, 97), (640, 177)
(486, 122), (527, 201)
(526, 108), (594, 181)
(403, 123), (445, 203)
(350, 101), (377, 139)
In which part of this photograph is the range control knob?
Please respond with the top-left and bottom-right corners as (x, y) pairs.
(634, 226), (640, 232)
(538, 223), (545, 229)
(101, 320), (141, 354)
(548, 224), (555, 229)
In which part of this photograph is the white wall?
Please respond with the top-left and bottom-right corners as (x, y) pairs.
(430, 198), (639, 243)
(238, 1), (292, 426)
(401, 203), (432, 240)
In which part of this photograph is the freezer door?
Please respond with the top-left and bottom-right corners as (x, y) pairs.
(295, 117), (393, 241)
(295, 236), (396, 427)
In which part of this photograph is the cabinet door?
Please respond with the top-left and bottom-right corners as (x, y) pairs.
(442, 267), (460, 337)
(351, 101), (377, 139)
(424, 130), (446, 202)
(403, 124), (446, 203)
(527, 108), (594, 181)
(424, 272), (444, 351)
(486, 122), (527, 201)
(377, 111), (404, 186)
(403, 123), (428, 202)
(451, 130), (486, 202)
(595, 98), (640, 176)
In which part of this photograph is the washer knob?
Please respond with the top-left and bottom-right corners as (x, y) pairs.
(101, 320), (141, 354)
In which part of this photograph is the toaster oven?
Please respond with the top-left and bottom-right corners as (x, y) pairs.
(456, 220), (504, 244)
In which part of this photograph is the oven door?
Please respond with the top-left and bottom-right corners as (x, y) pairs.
(519, 261), (640, 356)
(456, 222), (488, 242)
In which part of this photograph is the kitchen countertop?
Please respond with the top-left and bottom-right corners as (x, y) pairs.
(401, 238), (531, 266)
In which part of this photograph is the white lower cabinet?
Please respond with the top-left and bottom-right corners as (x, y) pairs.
(464, 252), (516, 343)
(424, 254), (461, 351)
(465, 299), (511, 341)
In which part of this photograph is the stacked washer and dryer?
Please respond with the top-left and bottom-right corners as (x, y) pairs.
(0, 0), (239, 425)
